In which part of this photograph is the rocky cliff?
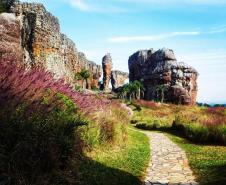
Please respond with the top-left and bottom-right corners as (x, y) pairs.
(129, 48), (198, 105)
(0, 0), (102, 88)
(111, 70), (129, 91)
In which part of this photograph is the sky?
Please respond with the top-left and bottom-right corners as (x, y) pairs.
(21, 0), (226, 103)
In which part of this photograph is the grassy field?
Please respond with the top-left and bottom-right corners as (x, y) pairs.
(75, 128), (150, 185)
(167, 133), (226, 185)
(129, 100), (226, 144)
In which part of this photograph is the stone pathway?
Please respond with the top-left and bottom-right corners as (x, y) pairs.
(143, 132), (198, 185)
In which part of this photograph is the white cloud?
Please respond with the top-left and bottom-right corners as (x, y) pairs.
(208, 25), (226, 34)
(63, 0), (90, 11)
(108, 31), (200, 43)
(108, 24), (226, 43)
(62, 0), (129, 13)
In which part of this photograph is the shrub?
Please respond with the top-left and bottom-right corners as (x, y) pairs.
(217, 125), (226, 143)
(81, 102), (129, 148)
(0, 60), (88, 184)
(184, 123), (210, 142)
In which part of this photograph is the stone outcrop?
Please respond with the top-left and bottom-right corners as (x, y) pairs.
(0, 0), (102, 87)
(111, 70), (128, 91)
(102, 53), (112, 91)
(0, 13), (23, 62)
(128, 48), (198, 105)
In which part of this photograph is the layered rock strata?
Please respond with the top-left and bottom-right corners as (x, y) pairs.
(128, 48), (198, 105)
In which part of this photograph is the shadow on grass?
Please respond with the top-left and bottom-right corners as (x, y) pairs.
(75, 156), (143, 185)
(199, 164), (226, 185)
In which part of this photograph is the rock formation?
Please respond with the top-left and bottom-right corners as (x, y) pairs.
(111, 70), (129, 91)
(102, 53), (112, 91)
(128, 48), (198, 105)
(0, 0), (102, 88)
(0, 13), (23, 63)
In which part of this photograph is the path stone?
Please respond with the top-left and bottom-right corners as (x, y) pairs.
(143, 132), (198, 185)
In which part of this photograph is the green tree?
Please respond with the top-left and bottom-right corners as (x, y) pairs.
(154, 85), (169, 103)
(118, 80), (144, 101)
(74, 68), (91, 90)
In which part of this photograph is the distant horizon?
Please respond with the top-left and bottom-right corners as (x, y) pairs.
(20, 0), (226, 103)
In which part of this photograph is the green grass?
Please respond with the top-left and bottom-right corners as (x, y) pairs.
(130, 101), (226, 144)
(75, 128), (150, 185)
(167, 133), (226, 185)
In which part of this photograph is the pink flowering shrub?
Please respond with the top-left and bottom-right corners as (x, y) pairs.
(0, 59), (109, 184)
(0, 59), (129, 184)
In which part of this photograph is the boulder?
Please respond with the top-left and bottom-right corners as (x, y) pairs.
(128, 48), (198, 105)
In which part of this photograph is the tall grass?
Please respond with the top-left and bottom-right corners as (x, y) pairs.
(0, 60), (90, 184)
(81, 102), (129, 149)
(131, 100), (226, 145)
(0, 59), (130, 184)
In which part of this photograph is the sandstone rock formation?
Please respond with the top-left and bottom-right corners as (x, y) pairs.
(102, 53), (112, 91)
(0, 0), (102, 88)
(0, 13), (23, 63)
(111, 70), (129, 91)
(128, 48), (198, 105)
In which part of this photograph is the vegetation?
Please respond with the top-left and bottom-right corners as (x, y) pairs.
(0, 0), (15, 12)
(154, 84), (169, 103)
(130, 100), (226, 144)
(74, 68), (91, 89)
(0, 2), (7, 13)
(0, 60), (150, 185)
(118, 80), (144, 100)
(167, 133), (226, 185)
(76, 128), (150, 185)
(0, 61), (88, 185)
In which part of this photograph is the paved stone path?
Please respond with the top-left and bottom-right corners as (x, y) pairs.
(143, 132), (198, 185)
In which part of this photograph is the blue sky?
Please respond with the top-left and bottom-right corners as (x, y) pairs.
(22, 0), (226, 103)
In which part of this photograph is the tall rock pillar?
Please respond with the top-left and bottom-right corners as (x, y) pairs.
(102, 53), (112, 91)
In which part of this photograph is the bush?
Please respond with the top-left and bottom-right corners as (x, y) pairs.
(81, 103), (129, 148)
(172, 115), (226, 144)
(0, 61), (87, 184)
(184, 123), (209, 142)
(0, 2), (7, 13)
(136, 119), (170, 131)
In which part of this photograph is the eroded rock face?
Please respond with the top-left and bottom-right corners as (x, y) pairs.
(111, 70), (129, 91)
(0, 13), (23, 63)
(0, 1), (102, 87)
(128, 48), (198, 105)
(102, 53), (112, 91)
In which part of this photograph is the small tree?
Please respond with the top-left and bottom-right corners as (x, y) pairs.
(117, 80), (144, 101)
(154, 85), (169, 103)
(74, 68), (91, 90)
